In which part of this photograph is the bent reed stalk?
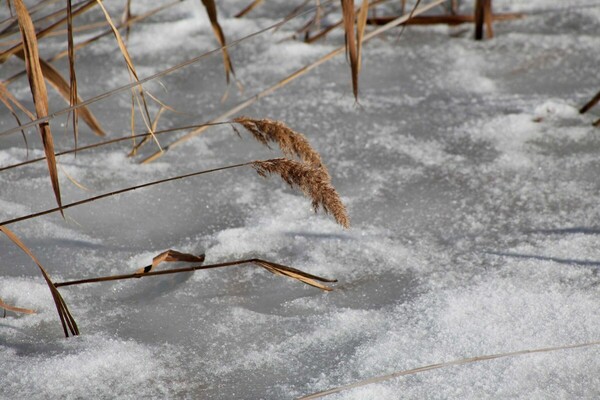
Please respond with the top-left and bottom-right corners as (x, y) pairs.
(0, 158), (349, 228)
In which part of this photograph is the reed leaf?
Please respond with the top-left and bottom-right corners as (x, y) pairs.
(340, 0), (359, 99)
(0, 225), (78, 337)
(14, 0), (63, 216)
(200, 0), (235, 84)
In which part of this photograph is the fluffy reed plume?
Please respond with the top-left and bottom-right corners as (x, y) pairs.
(252, 158), (349, 228)
(233, 117), (329, 178)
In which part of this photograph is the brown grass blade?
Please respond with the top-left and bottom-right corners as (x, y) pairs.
(0, 297), (36, 315)
(15, 0), (63, 216)
(252, 158), (349, 228)
(235, 0), (264, 18)
(56, 257), (335, 292)
(135, 250), (206, 274)
(0, 225), (78, 337)
(200, 0), (235, 84)
(233, 117), (328, 177)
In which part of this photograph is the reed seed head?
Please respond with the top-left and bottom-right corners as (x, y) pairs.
(252, 158), (349, 228)
(234, 117), (330, 180)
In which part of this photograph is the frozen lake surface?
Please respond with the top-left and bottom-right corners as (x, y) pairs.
(1, 0), (600, 398)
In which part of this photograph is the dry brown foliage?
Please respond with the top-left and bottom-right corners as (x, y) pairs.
(14, 0), (63, 215)
(135, 249), (206, 274)
(252, 158), (349, 228)
(201, 0), (235, 84)
(0, 225), (78, 337)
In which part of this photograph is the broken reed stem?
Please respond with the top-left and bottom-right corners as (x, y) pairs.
(0, 161), (253, 227)
(54, 258), (337, 291)
(298, 340), (600, 399)
(0, 1), (334, 138)
(140, 0), (446, 163)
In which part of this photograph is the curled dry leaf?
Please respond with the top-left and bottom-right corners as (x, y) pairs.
(252, 158), (350, 228)
(136, 249), (206, 274)
(233, 117), (329, 178)
(252, 259), (336, 291)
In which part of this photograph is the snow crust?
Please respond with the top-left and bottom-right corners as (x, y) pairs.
(1, 0), (600, 398)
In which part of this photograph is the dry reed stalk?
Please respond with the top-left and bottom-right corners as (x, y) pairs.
(0, 122), (229, 173)
(474, 0), (493, 40)
(303, 0), (385, 44)
(340, 0), (359, 99)
(367, 13), (523, 25)
(0, 297), (36, 315)
(201, 0), (235, 84)
(252, 158), (349, 228)
(235, 0), (264, 18)
(0, 158), (348, 228)
(233, 117), (328, 176)
(14, 0), (63, 216)
(94, 0), (159, 150)
(140, 0), (446, 163)
(55, 257), (336, 291)
(580, 90), (600, 114)
(0, 225), (79, 337)
(299, 340), (600, 399)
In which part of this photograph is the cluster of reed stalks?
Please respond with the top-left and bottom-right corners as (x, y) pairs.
(1, 0), (450, 336)
(0, 0), (370, 337)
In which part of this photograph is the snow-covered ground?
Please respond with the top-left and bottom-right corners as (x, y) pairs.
(1, 1), (600, 398)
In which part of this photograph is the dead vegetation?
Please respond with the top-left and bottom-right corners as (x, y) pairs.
(0, 0), (510, 338)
